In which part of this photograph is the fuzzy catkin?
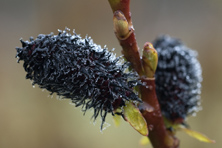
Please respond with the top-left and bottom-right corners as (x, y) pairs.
(16, 28), (141, 129)
(153, 35), (202, 123)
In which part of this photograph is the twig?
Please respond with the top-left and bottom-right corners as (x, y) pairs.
(108, 0), (179, 147)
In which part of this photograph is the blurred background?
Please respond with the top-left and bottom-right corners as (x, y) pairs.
(0, 0), (221, 148)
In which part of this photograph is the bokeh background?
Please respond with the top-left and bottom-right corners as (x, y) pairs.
(1, 0), (221, 148)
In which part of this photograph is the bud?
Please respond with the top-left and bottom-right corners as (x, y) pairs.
(153, 35), (202, 123)
(113, 10), (130, 39)
(16, 28), (142, 129)
(142, 42), (158, 78)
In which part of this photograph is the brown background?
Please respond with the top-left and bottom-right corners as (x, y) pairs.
(0, 0), (221, 148)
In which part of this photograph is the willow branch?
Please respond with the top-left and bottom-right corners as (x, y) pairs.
(108, 0), (179, 148)
(140, 78), (179, 148)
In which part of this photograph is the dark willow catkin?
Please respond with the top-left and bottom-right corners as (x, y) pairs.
(153, 35), (202, 123)
(16, 28), (141, 129)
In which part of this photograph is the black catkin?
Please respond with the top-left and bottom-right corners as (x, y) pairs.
(153, 35), (202, 123)
(16, 28), (141, 129)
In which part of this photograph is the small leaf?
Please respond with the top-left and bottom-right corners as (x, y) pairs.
(113, 114), (122, 127)
(139, 136), (150, 146)
(179, 126), (215, 143)
(123, 101), (148, 136)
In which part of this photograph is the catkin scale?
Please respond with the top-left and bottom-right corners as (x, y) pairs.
(16, 29), (141, 129)
(153, 35), (202, 123)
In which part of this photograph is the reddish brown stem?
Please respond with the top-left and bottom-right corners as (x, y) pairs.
(140, 78), (179, 148)
(118, 27), (143, 75)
